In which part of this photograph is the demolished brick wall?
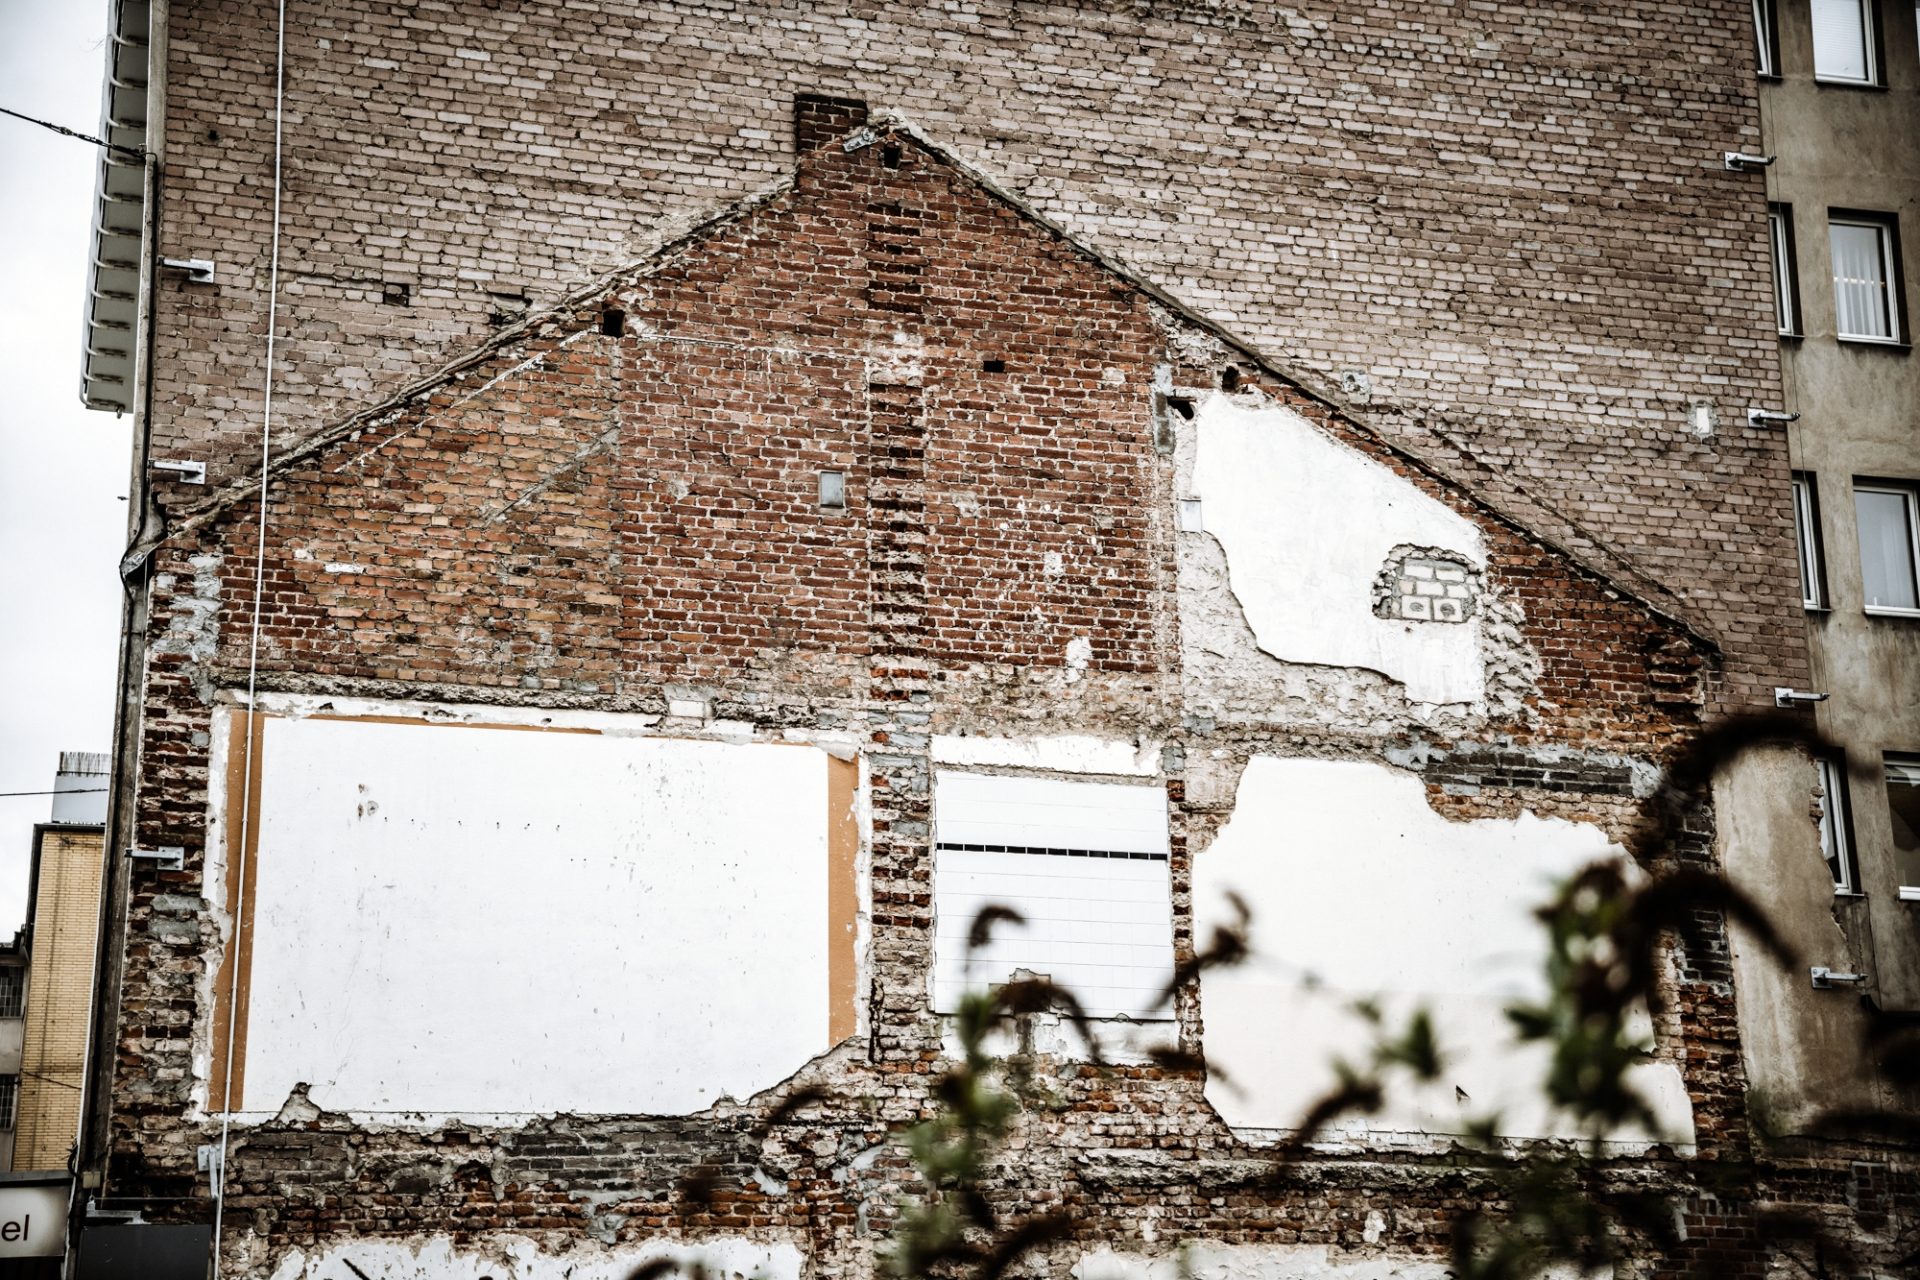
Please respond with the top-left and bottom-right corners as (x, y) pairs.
(145, 0), (1806, 711)
(98, 120), (1914, 1280)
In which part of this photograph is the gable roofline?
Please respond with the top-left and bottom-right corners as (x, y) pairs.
(168, 111), (1718, 658)
(866, 113), (1717, 656)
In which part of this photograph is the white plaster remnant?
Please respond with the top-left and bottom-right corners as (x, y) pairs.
(1077, 1245), (1593, 1280)
(225, 713), (847, 1120)
(1194, 757), (1694, 1148)
(1076, 1244), (1453, 1280)
(321, 561), (369, 574)
(1065, 635), (1093, 682)
(1191, 392), (1487, 705)
(930, 734), (1162, 777)
(265, 1235), (804, 1280)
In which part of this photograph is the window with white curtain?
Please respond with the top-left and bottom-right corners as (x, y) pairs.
(1818, 757), (1857, 894)
(1830, 217), (1900, 341)
(1855, 482), (1920, 613)
(1793, 473), (1827, 608)
(1753, 0), (1779, 74)
(1770, 205), (1799, 334)
(1812, 0), (1877, 82)
(1887, 755), (1920, 897)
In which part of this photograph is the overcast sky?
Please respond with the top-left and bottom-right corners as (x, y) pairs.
(0, 1), (129, 934)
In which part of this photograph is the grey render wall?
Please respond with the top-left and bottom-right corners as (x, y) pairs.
(1729, 0), (1920, 1127)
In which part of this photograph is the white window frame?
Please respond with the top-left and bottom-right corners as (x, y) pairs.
(1830, 216), (1902, 343)
(1812, 0), (1880, 84)
(1887, 754), (1920, 899)
(1792, 473), (1827, 608)
(1753, 0), (1780, 75)
(1770, 206), (1799, 335)
(1819, 757), (1859, 895)
(1855, 482), (1920, 616)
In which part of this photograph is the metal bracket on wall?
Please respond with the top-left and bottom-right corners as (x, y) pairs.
(158, 257), (216, 283)
(1811, 965), (1868, 990)
(1748, 408), (1801, 427)
(129, 846), (184, 871)
(149, 458), (205, 484)
(1723, 151), (1776, 171)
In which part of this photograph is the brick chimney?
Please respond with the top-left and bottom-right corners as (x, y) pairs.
(794, 93), (869, 154)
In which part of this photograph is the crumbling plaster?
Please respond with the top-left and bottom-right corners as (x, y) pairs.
(1193, 755), (1695, 1149)
(1168, 388), (1537, 735)
(1189, 391), (1487, 706)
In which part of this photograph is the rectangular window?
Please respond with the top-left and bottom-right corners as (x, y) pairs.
(1754, 0), (1780, 75)
(0, 968), (23, 1019)
(1812, 0), (1878, 82)
(1770, 205), (1800, 335)
(1831, 216), (1902, 341)
(1856, 483), (1920, 612)
(932, 770), (1174, 1022)
(1793, 473), (1827, 608)
(1886, 755), (1920, 897)
(1820, 758), (1858, 894)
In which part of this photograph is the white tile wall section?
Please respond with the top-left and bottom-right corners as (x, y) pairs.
(934, 771), (1170, 854)
(933, 771), (1174, 1021)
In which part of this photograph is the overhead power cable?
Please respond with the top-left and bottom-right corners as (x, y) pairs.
(0, 789), (109, 798)
(0, 105), (145, 160)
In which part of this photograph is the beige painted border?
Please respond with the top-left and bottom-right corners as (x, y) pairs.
(208, 710), (263, 1112)
(828, 756), (858, 1043)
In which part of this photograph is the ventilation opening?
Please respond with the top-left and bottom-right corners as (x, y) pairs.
(382, 282), (411, 307)
(882, 143), (902, 169)
(1164, 396), (1194, 420)
(982, 358), (1006, 373)
(601, 308), (626, 338)
(1220, 367), (1240, 391)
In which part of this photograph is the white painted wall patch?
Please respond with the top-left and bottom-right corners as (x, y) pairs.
(1191, 393), (1487, 705)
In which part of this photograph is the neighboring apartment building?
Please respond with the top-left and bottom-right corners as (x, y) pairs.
(71, 2), (1916, 1277)
(1717, 0), (1920, 1140)
(17, 755), (110, 1177)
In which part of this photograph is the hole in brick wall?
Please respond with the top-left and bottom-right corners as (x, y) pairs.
(206, 127), (221, 143)
(982, 358), (1006, 373)
(1165, 396), (1194, 420)
(487, 290), (530, 326)
(601, 308), (626, 338)
(381, 282), (411, 307)
(882, 143), (902, 169)
(1219, 367), (1240, 391)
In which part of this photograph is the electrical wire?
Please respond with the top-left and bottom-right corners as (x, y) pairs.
(0, 104), (146, 160)
(210, 1), (287, 1273)
(0, 789), (109, 798)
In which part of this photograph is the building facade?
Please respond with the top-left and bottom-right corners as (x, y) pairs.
(74, 2), (1917, 1277)
(17, 755), (110, 1178)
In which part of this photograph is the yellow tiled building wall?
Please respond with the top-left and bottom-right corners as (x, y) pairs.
(16, 828), (103, 1172)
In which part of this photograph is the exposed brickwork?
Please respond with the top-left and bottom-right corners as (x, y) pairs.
(146, 0), (1806, 711)
(101, 117), (1901, 1278)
